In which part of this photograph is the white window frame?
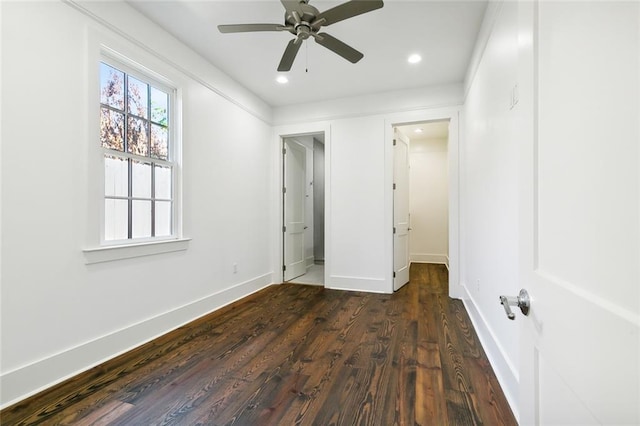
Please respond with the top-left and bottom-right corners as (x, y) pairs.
(83, 42), (188, 264)
(99, 57), (176, 243)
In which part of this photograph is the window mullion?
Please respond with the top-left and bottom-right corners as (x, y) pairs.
(148, 84), (155, 238)
(127, 158), (133, 239)
(123, 73), (129, 154)
(125, 73), (133, 240)
(151, 163), (156, 238)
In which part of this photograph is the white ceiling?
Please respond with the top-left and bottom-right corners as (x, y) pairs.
(397, 120), (449, 141)
(128, 0), (487, 107)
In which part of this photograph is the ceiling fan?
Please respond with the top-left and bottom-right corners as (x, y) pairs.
(218, 0), (384, 72)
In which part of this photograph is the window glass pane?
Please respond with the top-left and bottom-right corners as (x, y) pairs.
(100, 63), (124, 110)
(127, 116), (149, 156)
(132, 200), (151, 238)
(105, 199), (128, 240)
(105, 155), (128, 197)
(128, 76), (148, 118)
(155, 165), (172, 199)
(151, 124), (168, 160)
(151, 87), (168, 125)
(155, 201), (172, 237)
(100, 108), (124, 151)
(132, 160), (151, 198)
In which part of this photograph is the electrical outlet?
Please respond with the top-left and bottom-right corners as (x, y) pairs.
(476, 279), (480, 291)
(233, 263), (238, 274)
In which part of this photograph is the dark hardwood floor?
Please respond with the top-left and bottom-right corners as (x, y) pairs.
(1, 264), (516, 425)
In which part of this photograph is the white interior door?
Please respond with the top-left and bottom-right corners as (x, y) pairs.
(517, 2), (640, 424)
(393, 130), (410, 291)
(283, 139), (306, 281)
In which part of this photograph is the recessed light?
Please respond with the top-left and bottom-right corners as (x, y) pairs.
(414, 128), (423, 134)
(276, 75), (289, 84)
(408, 54), (422, 64)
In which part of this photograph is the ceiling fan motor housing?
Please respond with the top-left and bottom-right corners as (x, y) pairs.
(285, 2), (320, 40)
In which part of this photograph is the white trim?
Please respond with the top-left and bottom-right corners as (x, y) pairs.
(86, 26), (186, 255)
(0, 272), (273, 409)
(273, 84), (463, 126)
(536, 269), (640, 327)
(99, 52), (179, 245)
(83, 238), (191, 264)
(306, 255), (315, 269)
(326, 275), (389, 294)
(273, 122), (332, 289)
(384, 107), (461, 298)
(410, 253), (449, 266)
(0, 3), (3, 320)
(463, 1), (504, 101)
(63, 0), (271, 125)
(459, 282), (519, 421)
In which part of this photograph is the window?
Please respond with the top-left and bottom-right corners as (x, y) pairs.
(99, 61), (174, 242)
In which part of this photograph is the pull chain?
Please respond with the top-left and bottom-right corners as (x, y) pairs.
(306, 41), (308, 73)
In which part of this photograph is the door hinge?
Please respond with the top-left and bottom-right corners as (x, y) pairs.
(393, 227), (396, 234)
(393, 139), (397, 146)
(282, 147), (286, 155)
(283, 265), (286, 272)
(283, 187), (287, 194)
(393, 183), (396, 190)
(393, 271), (396, 278)
(283, 225), (286, 232)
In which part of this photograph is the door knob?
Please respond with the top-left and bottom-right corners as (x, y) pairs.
(499, 289), (530, 320)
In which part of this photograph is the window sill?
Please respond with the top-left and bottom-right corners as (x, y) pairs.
(83, 238), (191, 264)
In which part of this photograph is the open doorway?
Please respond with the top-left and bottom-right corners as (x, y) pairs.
(394, 120), (450, 288)
(282, 133), (325, 285)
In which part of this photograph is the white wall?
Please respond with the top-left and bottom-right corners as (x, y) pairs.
(275, 92), (462, 294)
(0, 1), (274, 407)
(409, 137), (449, 266)
(459, 1), (520, 412)
(273, 83), (464, 125)
(329, 116), (388, 292)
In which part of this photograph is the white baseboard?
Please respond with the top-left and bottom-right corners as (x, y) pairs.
(410, 253), (449, 268)
(326, 275), (389, 294)
(459, 283), (519, 421)
(0, 273), (273, 409)
(306, 256), (315, 269)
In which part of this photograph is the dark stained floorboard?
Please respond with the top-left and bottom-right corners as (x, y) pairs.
(1, 264), (517, 425)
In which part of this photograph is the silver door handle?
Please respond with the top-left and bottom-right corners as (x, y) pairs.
(499, 289), (530, 320)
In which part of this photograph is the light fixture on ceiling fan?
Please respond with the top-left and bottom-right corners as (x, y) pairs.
(218, 0), (384, 72)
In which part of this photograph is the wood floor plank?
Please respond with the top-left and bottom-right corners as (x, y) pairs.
(416, 341), (448, 425)
(71, 400), (134, 426)
(276, 292), (374, 424)
(0, 264), (517, 426)
(450, 299), (483, 359)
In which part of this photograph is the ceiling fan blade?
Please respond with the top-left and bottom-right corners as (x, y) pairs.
(280, 0), (303, 14)
(314, 0), (383, 26)
(218, 23), (287, 33)
(315, 33), (363, 63)
(278, 38), (303, 72)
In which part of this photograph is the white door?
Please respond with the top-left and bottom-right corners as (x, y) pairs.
(517, 2), (639, 424)
(393, 130), (410, 290)
(283, 139), (307, 281)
